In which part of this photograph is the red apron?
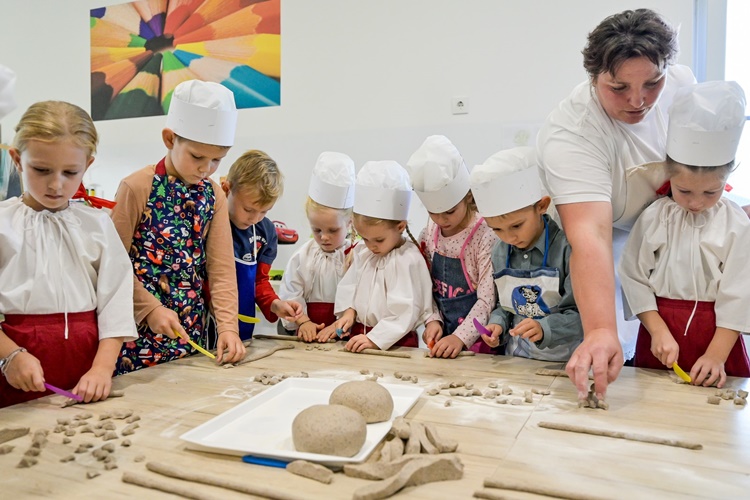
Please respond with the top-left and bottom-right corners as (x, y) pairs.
(0, 311), (98, 408)
(350, 323), (419, 348)
(634, 297), (750, 377)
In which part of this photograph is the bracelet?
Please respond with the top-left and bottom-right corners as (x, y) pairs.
(298, 320), (312, 327)
(0, 347), (28, 377)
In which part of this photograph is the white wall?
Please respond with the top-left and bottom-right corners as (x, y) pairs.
(0, 0), (695, 268)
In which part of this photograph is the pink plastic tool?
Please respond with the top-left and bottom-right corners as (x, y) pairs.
(473, 318), (492, 337)
(44, 383), (83, 402)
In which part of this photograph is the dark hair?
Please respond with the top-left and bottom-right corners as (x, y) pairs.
(666, 155), (734, 179)
(583, 9), (679, 81)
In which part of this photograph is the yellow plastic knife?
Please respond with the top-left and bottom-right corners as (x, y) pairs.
(672, 362), (691, 383)
(238, 314), (260, 323)
(173, 330), (216, 359)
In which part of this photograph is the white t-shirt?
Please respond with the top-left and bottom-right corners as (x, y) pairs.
(0, 198), (137, 340)
(279, 238), (353, 329)
(334, 240), (435, 350)
(537, 64), (696, 229)
(619, 197), (750, 333)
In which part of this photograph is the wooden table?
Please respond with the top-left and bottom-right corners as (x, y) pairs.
(0, 338), (748, 499)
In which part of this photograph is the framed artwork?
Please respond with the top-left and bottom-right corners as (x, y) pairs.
(90, 0), (280, 121)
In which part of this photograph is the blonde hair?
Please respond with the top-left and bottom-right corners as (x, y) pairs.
(352, 213), (428, 269)
(305, 196), (353, 220)
(13, 101), (98, 157)
(226, 149), (283, 205)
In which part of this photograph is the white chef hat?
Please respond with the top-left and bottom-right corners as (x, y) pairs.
(354, 160), (412, 221)
(308, 152), (356, 209)
(470, 147), (541, 217)
(165, 80), (238, 147)
(0, 64), (17, 120)
(667, 81), (746, 167)
(405, 135), (470, 213)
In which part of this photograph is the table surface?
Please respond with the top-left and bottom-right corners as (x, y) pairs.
(1, 337), (748, 499)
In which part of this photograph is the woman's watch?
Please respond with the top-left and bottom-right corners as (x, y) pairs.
(0, 347), (27, 376)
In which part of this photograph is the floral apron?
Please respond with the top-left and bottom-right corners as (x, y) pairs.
(117, 159), (214, 374)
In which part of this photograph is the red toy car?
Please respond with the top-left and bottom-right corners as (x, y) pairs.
(273, 220), (298, 244)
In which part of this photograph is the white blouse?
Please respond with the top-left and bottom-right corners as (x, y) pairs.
(619, 196), (750, 333)
(334, 240), (435, 350)
(0, 198), (137, 340)
(279, 238), (353, 329)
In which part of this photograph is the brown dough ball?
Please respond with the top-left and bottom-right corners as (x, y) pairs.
(292, 404), (366, 457)
(329, 380), (394, 423)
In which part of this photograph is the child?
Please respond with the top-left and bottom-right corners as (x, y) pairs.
(619, 81), (750, 388)
(222, 149), (303, 340)
(471, 147), (583, 361)
(278, 152), (356, 342)
(110, 80), (245, 373)
(334, 160), (436, 351)
(0, 101), (136, 407)
(405, 135), (497, 358)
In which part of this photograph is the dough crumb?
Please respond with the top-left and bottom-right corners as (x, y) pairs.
(60, 455), (75, 463)
(706, 395), (721, 405)
(121, 439), (132, 447)
(444, 400), (452, 407)
(134, 455), (146, 462)
(62, 437), (72, 444)
(86, 471), (100, 479)
(17, 457), (38, 468)
(488, 382), (498, 389)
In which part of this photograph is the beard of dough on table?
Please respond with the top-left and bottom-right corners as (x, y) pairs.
(329, 380), (394, 423)
(292, 404), (367, 457)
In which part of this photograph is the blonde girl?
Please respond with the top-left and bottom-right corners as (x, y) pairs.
(279, 152), (356, 342)
(0, 101), (136, 407)
(406, 135), (498, 358)
(334, 160), (435, 352)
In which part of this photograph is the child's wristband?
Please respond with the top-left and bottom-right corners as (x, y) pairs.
(297, 319), (312, 327)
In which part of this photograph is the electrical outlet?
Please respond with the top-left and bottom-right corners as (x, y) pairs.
(451, 96), (469, 115)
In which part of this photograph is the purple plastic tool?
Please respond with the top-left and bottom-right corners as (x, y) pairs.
(44, 383), (83, 402)
(473, 317), (492, 337)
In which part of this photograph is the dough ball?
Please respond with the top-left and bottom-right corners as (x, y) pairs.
(292, 404), (366, 457)
(329, 380), (394, 423)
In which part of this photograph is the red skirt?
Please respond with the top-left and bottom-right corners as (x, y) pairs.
(351, 323), (419, 348)
(633, 297), (750, 377)
(0, 311), (99, 408)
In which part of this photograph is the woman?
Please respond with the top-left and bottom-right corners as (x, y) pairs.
(536, 9), (695, 400)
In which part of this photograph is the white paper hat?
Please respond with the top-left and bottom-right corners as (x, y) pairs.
(309, 152), (356, 209)
(667, 81), (746, 166)
(0, 64), (17, 120)
(470, 147), (541, 217)
(405, 135), (470, 213)
(354, 160), (412, 220)
(165, 80), (238, 147)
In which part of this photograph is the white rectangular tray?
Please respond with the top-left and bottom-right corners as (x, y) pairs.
(180, 378), (423, 465)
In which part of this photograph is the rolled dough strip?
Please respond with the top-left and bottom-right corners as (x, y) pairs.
(338, 348), (412, 359)
(410, 421), (438, 454)
(352, 454), (464, 500)
(234, 344), (294, 366)
(344, 454), (427, 480)
(537, 421), (702, 450)
(146, 461), (308, 500)
(63, 389), (125, 407)
(478, 480), (607, 500)
(0, 427), (30, 445)
(286, 460), (334, 484)
(423, 422), (458, 453)
(535, 368), (594, 380)
(122, 471), (222, 500)
(253, 334), (336, 343)
(423, 351), (475, 357)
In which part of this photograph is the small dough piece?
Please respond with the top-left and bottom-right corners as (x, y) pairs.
(87, 471), (100, 479)
(0, 444), (14, 455)
(487, 382), (498, 389)
(24, 447), (41, 457)
(17, 456), (38, 468)
(60, 454), (75, 463)
(125, 415), (141, 424)
(292, 405), (366, 457)
(102, 443), (116, 452)
(423, 423), (458, 453)
(738, 389), (748, 399)
(102, 422), (117, 431)
(329, 381), (394, 423)
(103, 431), (118, 441)
(121, 439), (132, 447)
(734, 397), (747, 406)
(104, 462), (118, 471)
(122, 423), (139, 436)
(62, 437), (72, 444)
(390, 417), (411, 440)
(287, 460), (334, 484)
(444, 400), (452, 407)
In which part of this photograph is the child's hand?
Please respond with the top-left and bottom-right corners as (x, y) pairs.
(691, 355), (726, 388)
(145, 306), (186, 340)
(333, 309), (356, 337)
(422, 321), (443, 349)
(271, 299), (304, 322)
(4, 351), (45, 392)
(480, 324), (503, 348)
(345, 334), (377, 352)
(317, 324), (339, 343)
(649, 329), (679, 368)
(509, 318), (543, 343)
(216, 331), (246, 364)
(430, 334), (465, 359)
(297, 320), (323, 342)
(74, 365), (113, 403)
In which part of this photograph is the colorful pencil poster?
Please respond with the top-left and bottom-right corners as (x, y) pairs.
(90, 0), (280, 121)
